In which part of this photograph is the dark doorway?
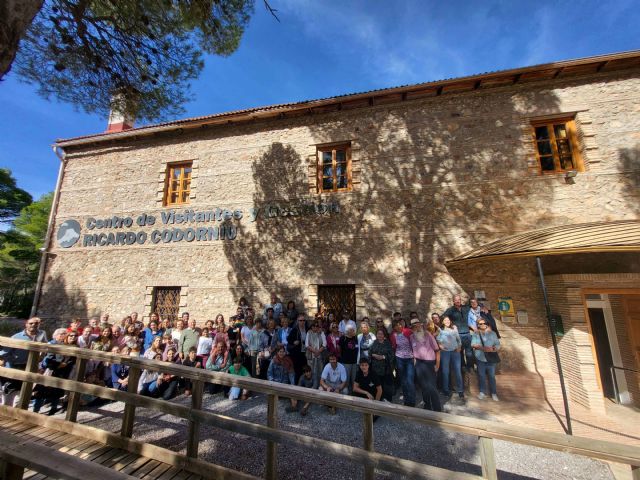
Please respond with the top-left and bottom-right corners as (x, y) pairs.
(587, 307), (615, 399)
(318, 285), (356, 320)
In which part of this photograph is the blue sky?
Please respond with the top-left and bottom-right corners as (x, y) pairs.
(1, 0), (638, 199)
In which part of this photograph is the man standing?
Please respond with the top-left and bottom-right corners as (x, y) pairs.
(443, 294), (474, 373)
(0, 317), (48, 407)
(287, 314), (308, 382)
(178, 314), (199, 360)
(338, 310), (356, 335)
(263, 293), (283, 321)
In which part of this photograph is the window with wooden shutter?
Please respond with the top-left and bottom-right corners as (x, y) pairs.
(164, 162), (192, 206)
(531, 118), (583, 174)
(317, 144), (352, 193)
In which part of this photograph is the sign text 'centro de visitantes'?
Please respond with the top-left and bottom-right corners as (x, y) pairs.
(56, 201), (340, 249)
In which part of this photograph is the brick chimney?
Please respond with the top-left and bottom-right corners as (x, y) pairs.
(106, 93), (135, 133)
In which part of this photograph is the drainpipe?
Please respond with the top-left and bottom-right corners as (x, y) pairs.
(536, 256), (572, 435)
(30, 146), (66, 318)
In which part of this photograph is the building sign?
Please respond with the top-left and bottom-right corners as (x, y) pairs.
(498, 297), (515, 322)
(56, 201), (340, 249)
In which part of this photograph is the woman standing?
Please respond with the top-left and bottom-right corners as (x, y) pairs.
(369, 328), (394, 401)
(305, 322), (327, 388)
(410, 318), (441, 412)
(391, 319), (415, 407)
(472, 319), (501, 401)
(437, 316), (463, 399)
(326, 322), (341, 360)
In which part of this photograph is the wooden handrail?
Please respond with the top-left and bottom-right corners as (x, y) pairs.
(2, 336), (640, 479)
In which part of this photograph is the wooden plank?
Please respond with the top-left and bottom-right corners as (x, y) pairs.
(18, 350), (40, 410)
(186, 380), (203, 458)
(363, 413), (374, 480)
(155, 466), (184, 480)
(265, 394), (278, 480)
(0, 430), (136, 480)
(0, 407), (259, 480)
(133, 459), (162, 478)
(110, 453), (143, 472)
(141, 462), (173, 479)
(93, 448), (128, 465)
(66, 357), (87, 422)
(121, 365), (141, 438)
(479, 437), (497, 480)
(120, 457), (153, 476)
(99, 449), (132, 468)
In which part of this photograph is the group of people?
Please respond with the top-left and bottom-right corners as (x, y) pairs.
(0, 293), (502, 417)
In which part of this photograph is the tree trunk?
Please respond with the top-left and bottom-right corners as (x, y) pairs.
(0, 0), (44, 80)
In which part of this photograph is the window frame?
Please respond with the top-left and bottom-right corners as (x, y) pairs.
(164, 161), (193, 206)
(316, 143), (352, 193)
(530, 117), (584, 174)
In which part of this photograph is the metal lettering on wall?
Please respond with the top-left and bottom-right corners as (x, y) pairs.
(56, 201), (340, 248)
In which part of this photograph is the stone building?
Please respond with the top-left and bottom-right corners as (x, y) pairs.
(39, 51), (640, 413)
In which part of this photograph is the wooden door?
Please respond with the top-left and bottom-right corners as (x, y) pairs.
(317, 285), (356, 320)
(624, 296), (640, 367)
(153, 287), (181, 322)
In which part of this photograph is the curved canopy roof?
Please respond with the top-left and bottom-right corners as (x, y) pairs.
(446, 220), (640, 265)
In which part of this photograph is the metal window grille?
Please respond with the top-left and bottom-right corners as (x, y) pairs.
(318, 285), (356, 320)
(153, 287), (181, 322)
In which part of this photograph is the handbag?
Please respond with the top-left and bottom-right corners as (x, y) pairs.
(479, 333), (500, 364)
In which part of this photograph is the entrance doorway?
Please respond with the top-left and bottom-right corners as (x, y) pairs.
(318, 285), (356, 320)
(587, 307), (615, 399)
(153, 286), (181, 322)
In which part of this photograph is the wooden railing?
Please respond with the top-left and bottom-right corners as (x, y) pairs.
(1, 336), (639, 480)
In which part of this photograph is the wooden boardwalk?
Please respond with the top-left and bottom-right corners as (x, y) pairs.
(0, 415), (199, 480)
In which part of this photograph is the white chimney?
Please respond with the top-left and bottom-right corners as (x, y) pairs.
(107, 93), (135, 132)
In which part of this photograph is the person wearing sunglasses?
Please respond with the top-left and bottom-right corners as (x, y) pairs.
(471, 320), (501, 401)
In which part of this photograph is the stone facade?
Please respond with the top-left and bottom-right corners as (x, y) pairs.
(40, 63), (640, 410)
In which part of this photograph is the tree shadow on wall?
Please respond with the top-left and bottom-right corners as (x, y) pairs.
(223, 89), (565, 317)
(36, 272), (88, 330)
(618, 145), (640, 215)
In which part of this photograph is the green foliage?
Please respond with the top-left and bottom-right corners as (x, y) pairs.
(0, 193), (52, 317)
(0, 168), (33, 224)
(14, 0), (255, 121)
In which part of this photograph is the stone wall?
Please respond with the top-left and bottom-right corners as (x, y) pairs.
(39, 68), (640, 338)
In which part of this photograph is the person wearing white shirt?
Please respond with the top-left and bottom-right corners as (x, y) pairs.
(338, 310), (356, 335)
(356, 320), (376, 363)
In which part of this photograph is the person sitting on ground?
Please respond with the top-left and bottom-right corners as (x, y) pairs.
(182, 346), (202, 396)
(287, 365), (313, 416)
(352, 359), (383, 405)
(111, 347), (131, 391)
(79, 370), (107, 407)
(228, 356), (250, 400)
(206, 342), (229, 394)
(267, 346), (295, 384)
(319, 352), (348, 415)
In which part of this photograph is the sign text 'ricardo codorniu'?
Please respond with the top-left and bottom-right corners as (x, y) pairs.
(55, 201), (340, 249)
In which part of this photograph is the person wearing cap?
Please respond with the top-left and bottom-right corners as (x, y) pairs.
(410, 318), (442, 412)
(338, 310), (356, 335)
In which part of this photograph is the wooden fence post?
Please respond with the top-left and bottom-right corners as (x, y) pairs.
(120, 366), (141, 438)
(363, 413), (375, 480)
(479, 436), (497, 480)
(3, 461), (24, 480)
(17, 350), (40, 410)
(265, 394), (278, 480)
(65, 357), (87, 422)
(186, 380), (204, 458)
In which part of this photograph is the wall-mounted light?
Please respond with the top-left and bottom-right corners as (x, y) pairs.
(564, 169), (578, 184)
